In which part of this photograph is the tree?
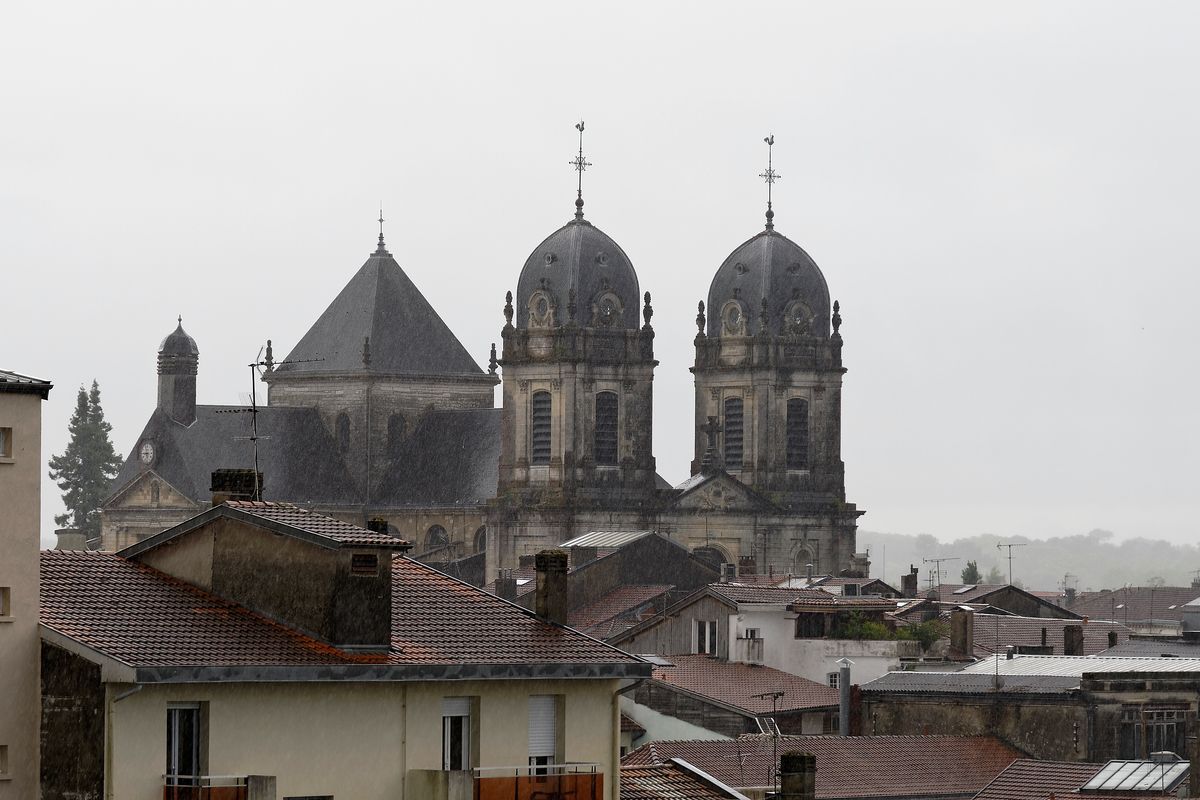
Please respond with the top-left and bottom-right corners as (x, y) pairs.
(961, 560), (981, 583)
(984, 565), (1006, 584)
(49, 381), (122, 543)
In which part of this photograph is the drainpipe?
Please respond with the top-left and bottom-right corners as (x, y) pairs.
(837, 658), (853, 736)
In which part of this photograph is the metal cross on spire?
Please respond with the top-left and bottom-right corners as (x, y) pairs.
(570, 120), (591, 220)
(375, 205), (388, 254)
(760, 134), (780, 230)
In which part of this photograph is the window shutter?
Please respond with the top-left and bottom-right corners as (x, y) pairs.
(531, 392), (552, 465)
(442, 697), (471, 717)
(723, 397), (744, 466)
(786, 398), (809, 469)
(528, 695), (557, 758)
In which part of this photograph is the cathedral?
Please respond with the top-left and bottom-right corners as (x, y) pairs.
(101, 134), (867, 582)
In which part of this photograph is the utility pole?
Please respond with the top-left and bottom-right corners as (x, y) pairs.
(995, 542), (1028, 585)
(922, 557), (959, 589)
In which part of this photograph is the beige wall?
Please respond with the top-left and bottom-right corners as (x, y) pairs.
(106, 678), (623, 800)
(0, 389), (44, 796)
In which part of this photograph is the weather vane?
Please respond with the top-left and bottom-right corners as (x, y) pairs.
(570, 120), (591, 220)
(375, 204), (388, 254)
(760, 134), (780, 230)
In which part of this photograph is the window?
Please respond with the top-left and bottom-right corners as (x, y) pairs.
(786, 398), (809, 469)
(744, 628), (760, 640)
(442, 697), (475, 771)
(0, 427), (11, 459)
(1120, 707), (1187, 758)
(165, 704), (202, 788)
(723, 397), (743, 467)
(529, 695), (561, 774)
(695, 620), (718, 654)
(336, 413), (351, 453)
(425, 525), (449, 551)
(795, 613), (826, 639)
(827, 672), (840, 689)
(350, 553), (379, 576)
(594, 392), (618, 465)
(150, 481), (161, 505)
(0, 587), (10, 619)
(473, 526), (487, 554)
(531, 392), (552, 466)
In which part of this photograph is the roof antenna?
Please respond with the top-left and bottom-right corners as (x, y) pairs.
(760, 134), (780, 231)
(375, 205), (388, 255)
(570, 120), (591, 221)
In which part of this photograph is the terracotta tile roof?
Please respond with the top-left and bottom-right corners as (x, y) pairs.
(971, 615), (1132, 656)
(973, 759), (1144, 800)
(709, 584), (835, 605)
(41, 551), (646, 673)
(621, 712), (646, 734)
(621, 761), (748, 800)
(1070, 586), (1200, 625)
(652, 655), (837, 714)
(222, 501), (403, 546)
(788, 594), (896, 612)
(622, 735), (1022, 797)
(568, 584), (673, 638)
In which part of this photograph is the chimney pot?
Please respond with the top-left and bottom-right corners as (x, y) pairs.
(495, 569), (518, 602)
(535, 549), (569, 626)
(1063, 625), (1084, 656)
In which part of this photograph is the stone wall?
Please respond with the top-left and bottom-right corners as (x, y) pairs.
(41, 643), (104, 800)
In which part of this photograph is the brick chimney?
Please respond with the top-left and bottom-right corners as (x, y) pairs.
(901, 565), (919, 598)
(780, 751), (816, 800)
(495, 570), (518, 602)
(1063, 625), (1084, 656)
(949, 609), (975, 658)
(535, 550), (569, 626)
(211, 469), (263, 505)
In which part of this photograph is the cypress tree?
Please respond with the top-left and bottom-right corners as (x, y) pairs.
(48, 380), (123, 543)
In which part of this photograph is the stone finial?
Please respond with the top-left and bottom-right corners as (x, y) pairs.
(759, 298), (770, 332)
(504, 291), (514, 327)
(696, 301), (706, 335)
(832, 300), (842, 335)
(362, 336), (371, 367)
(488, 342), (498, 374)
(642, 291), (654, 329)
(567, 286), (577, 323)
(263, 339), (274, 372)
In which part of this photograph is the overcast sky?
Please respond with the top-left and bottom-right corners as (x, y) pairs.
(4, 1), (1197, 548)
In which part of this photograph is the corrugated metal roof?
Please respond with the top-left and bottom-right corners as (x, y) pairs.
(960, 654), (1200, 676)
(1081, 758), (1189, 792)
(561, 530), (656, 548)
(863, 671), (1080, 695)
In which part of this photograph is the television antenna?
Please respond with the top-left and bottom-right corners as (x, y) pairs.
(216, 342), (322, 500)
(751, 690), (786, 796)
(922, 557), (959, 589)
(995, 542), (1028, 585)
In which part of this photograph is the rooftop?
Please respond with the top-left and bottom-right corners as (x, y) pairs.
(0, 370), (52, 398)
(568, 584), (674, 639)
(651, 655), (837, 714)
(974, 758), (1187, 800)
(620, 760), (750, 800)
(970, 615), (1132, 657)
(1070, 586), (1200, 624)
(560, 530), (657, 549)
(622, 735), (1022, 797)
(959, 653), (1200, 676)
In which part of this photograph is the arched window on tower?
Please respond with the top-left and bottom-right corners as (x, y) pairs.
(425, 525), (449, 552)
(473, 526), (487, 554)
(787, 398), (809, 470)
(594, 392), (618, 466)
(531, 391), (552, 466)
(336, 412), (351, 453)
(723, 397), (744, 468)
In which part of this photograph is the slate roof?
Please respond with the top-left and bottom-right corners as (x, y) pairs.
(621, 760), (750, 800)
(41, 550), (649, 677)
(971, 615), (1132, 657)
(862, 671), (1082, 696)
(273, 240), (485, 377)
(973, 759), (1144, 800)
(622, 735), (1022, 797)
(568, 584), (674, 638)
(374, 408), (500, 507)
(1070, 586), (1200, 624)
(651, 655), (837, 714)
(108, 406), (359, 505)
(0, 370), (52, 398)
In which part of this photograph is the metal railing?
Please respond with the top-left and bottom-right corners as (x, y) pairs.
(473, 763), (602, 800)
(162, 775), (248, 800)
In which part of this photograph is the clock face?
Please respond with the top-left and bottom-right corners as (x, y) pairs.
(598, 296), (618, 325)
(139, 442), (155, 465)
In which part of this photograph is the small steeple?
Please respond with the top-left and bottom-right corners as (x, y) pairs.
(569, 120), (591, 221)
(374, 206), (389, 255)
(760, 135), (780, 231)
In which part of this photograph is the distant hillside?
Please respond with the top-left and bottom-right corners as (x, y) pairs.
(859, 529), (1200, 595)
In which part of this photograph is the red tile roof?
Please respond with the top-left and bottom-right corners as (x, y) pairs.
(568, 584), (673, 638)
(621, 761), (748, 799)
(973, 759), (1141, 800)
(621, 712), (646, 734)
(971, 615), (1132, 657)
(1070, 586), (1200, 625)
(41, 551), (645, 674)
(709, 584), (837, 605)
(622, 735), (1023, 797)
(652, 655), (836, 714)
(222, 501), (403, 546)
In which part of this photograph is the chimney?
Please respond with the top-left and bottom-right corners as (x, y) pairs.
(495, 570), (518, 602)
(1063, 625), (1084, 656)
(211, 469), (263, 505)
(901, 564), (919, 598)
(1065, 587), (1077, 606)
(535, 549), (569, 626)
(54, 528), (88, 551)
(780, 751), (817, 800)
(721, 562), (737, 583)
(1107, 630), (1118, 649)
(837, 658), (853, 736)
(949, 609), (975, 658)
(518, 553), (538, 569)
(366, 517), (389, 534)
(805, 563), (814, 579)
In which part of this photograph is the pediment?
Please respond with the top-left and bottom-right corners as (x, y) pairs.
(670, 472), (776, 512)
(105, 470), (199, 511)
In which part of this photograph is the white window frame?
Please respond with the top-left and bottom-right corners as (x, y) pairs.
(695, 619), (718, 654)
(165, 703), (202, 787)
(442, 697), (473, 771)
(827, 672), (840, 689)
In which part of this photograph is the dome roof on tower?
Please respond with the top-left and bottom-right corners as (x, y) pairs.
(706, 229), (831, 339)
(158, 319), (199, 356)
(515, 219), (640, 331)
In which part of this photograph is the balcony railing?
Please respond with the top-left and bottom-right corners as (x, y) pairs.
(163, 775), (248, 800)
(474, 763), (603, 800)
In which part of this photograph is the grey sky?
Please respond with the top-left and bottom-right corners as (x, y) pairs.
(4, 1), (1197, 548)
